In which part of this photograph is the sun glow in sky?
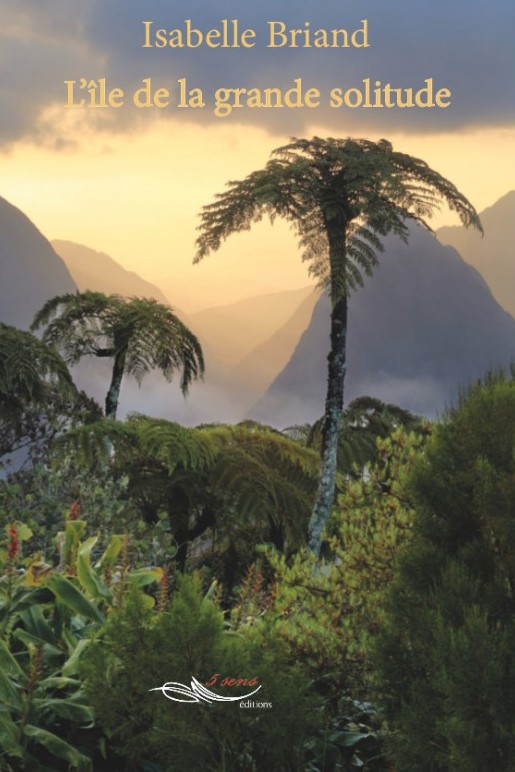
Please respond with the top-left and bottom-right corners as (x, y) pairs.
(1, 116), (514, 310)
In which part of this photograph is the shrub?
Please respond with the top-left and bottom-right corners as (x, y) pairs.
(0, 517), (162, 770)
(376, 375), (515, 771)
(237, 428), (427, 695)
(82, 573), (321, 771)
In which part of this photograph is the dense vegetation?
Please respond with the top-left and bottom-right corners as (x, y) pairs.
(376, 372), (515, 771)
(5, 310), (515, 769)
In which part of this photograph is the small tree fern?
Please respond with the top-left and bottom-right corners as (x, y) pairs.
(0, 324), (80, 463)
(31, 292), (204, 419)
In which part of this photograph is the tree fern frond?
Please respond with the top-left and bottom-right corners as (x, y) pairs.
(0, 324), (76, 410)
(133, 416), (222, 474)
(31, 292), (204, 418)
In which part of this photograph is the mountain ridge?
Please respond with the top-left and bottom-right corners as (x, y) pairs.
(437, 190), (515, 317)
(0, 197), (76, 330)
(52, 240), (174, 309)
(251, 223), (515, 427)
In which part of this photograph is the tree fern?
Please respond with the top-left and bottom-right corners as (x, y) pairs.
(31, 292), (204, 418)
(56, 417), (320, 575)
(195, 136), (482, 556)
(0, 324), (75, 410)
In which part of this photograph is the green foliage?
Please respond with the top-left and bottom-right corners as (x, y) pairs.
(0, 516), (163, 770)
(0, 458), (134, 563)
(57, 415), (320, 583)
(235, 427), (426, 694)
(223, 426), (427, 770)
(0, 523), (95, 770)
(304, 697), (385, 772)
(31, 291), (204, 418)
(82, 572), (320, 771)
(376, 374), (515, 771)
(287, 396), (423, 479)
(1, 388), (101, 471)
(0, 324), (88, 467)
(0, 324), (76, 411)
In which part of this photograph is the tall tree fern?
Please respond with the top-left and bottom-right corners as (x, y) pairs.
(195, 136), (482, 556)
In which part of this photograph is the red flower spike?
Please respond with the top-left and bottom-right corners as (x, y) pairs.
(7, 522), (19, 560)
(68, 500), (80, 521)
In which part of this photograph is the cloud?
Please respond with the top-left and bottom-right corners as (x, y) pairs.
(1, 0), (514, 145)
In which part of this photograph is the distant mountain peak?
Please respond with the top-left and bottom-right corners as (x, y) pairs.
(52, 239), (174, 309)
(0, 196), (76, 330)
(251, 223), (515, 426)
(437, 189), (515, 317)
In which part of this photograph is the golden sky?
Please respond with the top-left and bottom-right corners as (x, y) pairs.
(1, 114), (513, 310)
(2, 3), (514, 310)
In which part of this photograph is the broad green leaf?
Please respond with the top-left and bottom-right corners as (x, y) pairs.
(0, 637), (24, 678)
(329, 729), (371, 747)
(20, 604), (56, 645)
(0, 666), (22, 711)
(96, 533), (124, 569)
(201, 579), (218, 608)
(0, 707), (23, 757)
(57, 520), (86, 569)
(33, 696), (94, 725)
(63, 520), (87, 542)
(62, 639), (91, 677)
(61, 624), (80, 653)
(76, 536), (110, 600)
(140, 593), (156, 610)
(24, 724), (93, 771)
(17, 523), (33, 541)
(13, 629), (62, 661)
(128, 567), (163, 588)
(47, 575), (104, 624)
(1, 587), (54, 617)
(39, 676), (81, 689)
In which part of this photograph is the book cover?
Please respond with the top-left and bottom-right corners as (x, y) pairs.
(1, 2), (514, 770)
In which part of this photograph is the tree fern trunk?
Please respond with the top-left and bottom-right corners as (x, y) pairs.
(308, 222), (348, 557)
(105, 350), (126, 419)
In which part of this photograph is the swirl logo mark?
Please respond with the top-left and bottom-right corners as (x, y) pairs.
(149, 676), (262, 704)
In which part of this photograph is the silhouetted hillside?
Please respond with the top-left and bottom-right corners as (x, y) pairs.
(438, 191), (515, 316)
(0, 197), (76, 329)
(53, 240), (173, 307)
(188, 286), (315, 366)
(251, 224), (515, 426)
(232, 289), (320, 400)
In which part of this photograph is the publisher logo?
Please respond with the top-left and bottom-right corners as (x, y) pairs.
(149, 675), (261, 704)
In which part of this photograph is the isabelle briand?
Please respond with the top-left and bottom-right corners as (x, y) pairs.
(141, 19), (369, 49)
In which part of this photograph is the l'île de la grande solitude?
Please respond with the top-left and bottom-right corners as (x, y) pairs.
(141, 18), (369, 49)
